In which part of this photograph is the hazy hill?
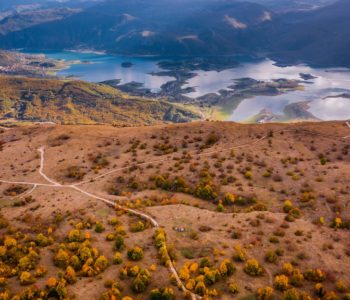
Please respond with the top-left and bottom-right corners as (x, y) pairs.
(249, 0), (337, 11)
(0, 0), (272, 55)
(0, 76), (201, 125)
(255, 0), (350, 66)
(0, 0), (349, 66)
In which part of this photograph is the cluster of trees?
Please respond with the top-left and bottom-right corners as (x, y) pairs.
(150, 287), (175, 300)
(0, 215), (74, 299)
(119, 265), (152, 293)
(151, 173), (218, 202)
(53, 228), (109, 278)
(153, 141), (178, 155)
(0, 278), (71, 300)
(127, 246), (144, 261)
(154, 229), (170, 267)
(177, 257), (236, 297)
(254, 263), (349, 300)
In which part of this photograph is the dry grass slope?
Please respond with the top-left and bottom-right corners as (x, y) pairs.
(0, 76), (201, 126)
(0, 121), (349, 300)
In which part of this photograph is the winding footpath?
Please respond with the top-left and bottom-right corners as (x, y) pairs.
(1, 146), (199, 299)
(1, 123), (350, 298)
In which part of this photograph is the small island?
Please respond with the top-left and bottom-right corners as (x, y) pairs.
(121, 62), (133, 68)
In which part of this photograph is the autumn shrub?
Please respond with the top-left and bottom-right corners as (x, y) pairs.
(232, 245), (246, 262)
(274, 275), (289, 291)
(194, 183), (218, 201)
(68, 229), (82, 242)
(228, 281), (239, 295)
(335, 280), (347, 293)
(150, 287), (175, 300)
(283, 200), (293, 213)
(199, 257), (213, 268)
(222, 193), (235, 205)
(100, 281), (122, 300)
(54, 249), (70, 268)
(204, 133), (220, 147)
(216, 201), (225, 212)
(65, 266), (77, 284)
(304, 269), (326, 282)
(106, 233), (115, 241)
(256, 286), (274, 300)
(127, 246), (144, 261)
(3, 185), (28, 196)
(290, 269), (304, 287)
(219, 259), (236, 277)
(194, 280), (207, 296)
(114, 235), (125, 251)
(131, 269), (151, 293)
(35, 233), (53, 247)
(66, 166), (85, 180)
(130, 221), (145, 232)
(19, 271), (35, 285)
(315, 283), (327, 298)
(94, 255), (109, 273)
(265, 250), (278, 263)
(113, 252), (123, 265)
(282, 288), (300, 300)
(244, 259), (263, 276)
(95, 222), (105, 233)
(203, 268), (221, 286)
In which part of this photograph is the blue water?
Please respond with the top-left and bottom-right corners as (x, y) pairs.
(29, 50), (350, 121)
(41, 50), (174, 92)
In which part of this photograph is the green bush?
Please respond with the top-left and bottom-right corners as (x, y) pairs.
(127, 246), (144, 261)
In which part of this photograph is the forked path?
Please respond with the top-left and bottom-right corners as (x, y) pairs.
(2, 147), (199, 300)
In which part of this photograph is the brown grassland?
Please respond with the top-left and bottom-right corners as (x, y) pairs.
(0, 121), (349, 300)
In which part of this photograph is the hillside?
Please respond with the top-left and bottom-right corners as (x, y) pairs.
(0, 76), (201, 125)
(0, 7), (80, 35)
(0, 0), (272, 55)
(0, 121), (349, 299)
(0, 0), (349, 66)
(255, 0), (350, 67)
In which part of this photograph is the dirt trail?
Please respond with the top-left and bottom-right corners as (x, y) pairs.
(1, 146), (199, 300)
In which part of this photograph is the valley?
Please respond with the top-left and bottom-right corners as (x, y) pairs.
(3, 49), (349, 124)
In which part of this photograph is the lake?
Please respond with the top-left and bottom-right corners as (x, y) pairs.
(42, 50), (350, 122)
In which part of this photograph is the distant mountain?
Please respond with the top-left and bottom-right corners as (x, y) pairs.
(255, 0), (350, 66)
(0, 0), (272, 55)
(0, 76), (201, 125)
(248, 0), (337, 12)
(0, 0), (349, 67)
(0, 8), (80, 35)
(0, 0), (103, 11)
